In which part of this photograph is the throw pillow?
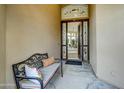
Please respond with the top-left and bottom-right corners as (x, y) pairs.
(25, 65), (43, 84)
(42, 57), (55, 67)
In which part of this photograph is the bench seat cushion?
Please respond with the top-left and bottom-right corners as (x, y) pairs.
(40, 62), (60, 87)
(19, 62), (60, 89)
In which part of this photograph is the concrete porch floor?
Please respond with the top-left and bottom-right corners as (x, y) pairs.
(45, 62), (117, 89)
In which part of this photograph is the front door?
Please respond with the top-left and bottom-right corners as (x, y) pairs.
(61, 20), (89, 62)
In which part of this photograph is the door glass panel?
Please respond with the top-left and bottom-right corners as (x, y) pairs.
(62, 46), (66, 59)
(79, 23), (83, 60)
(83, 46), (88, 61)
(83, 21), (88, 45)
(62, 23), (66, 45)
(61, 4), (89, 20)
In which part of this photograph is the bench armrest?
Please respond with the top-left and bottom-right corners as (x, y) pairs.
(16, 76), (43, 89)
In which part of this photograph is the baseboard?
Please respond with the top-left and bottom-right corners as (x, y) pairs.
(89, 63), (97, 78)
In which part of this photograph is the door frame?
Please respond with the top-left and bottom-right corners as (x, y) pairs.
(61, 19), (89, 63)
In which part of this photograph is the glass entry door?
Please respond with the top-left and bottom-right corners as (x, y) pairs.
(61, 20), (89, 62)
(67, 22), (81, 60)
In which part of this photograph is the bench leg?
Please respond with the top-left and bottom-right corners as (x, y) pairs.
(61, 66), (63, 77)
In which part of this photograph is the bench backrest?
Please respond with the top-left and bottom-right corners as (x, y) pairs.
(12, 53), (48, 77)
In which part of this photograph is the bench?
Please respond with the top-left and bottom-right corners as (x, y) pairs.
(12, 53), (63, 89)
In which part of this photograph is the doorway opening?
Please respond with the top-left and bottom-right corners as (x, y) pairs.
(61, 20), (89, 63)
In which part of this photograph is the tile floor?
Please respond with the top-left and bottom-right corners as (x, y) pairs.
(45, 62), (117, 89)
